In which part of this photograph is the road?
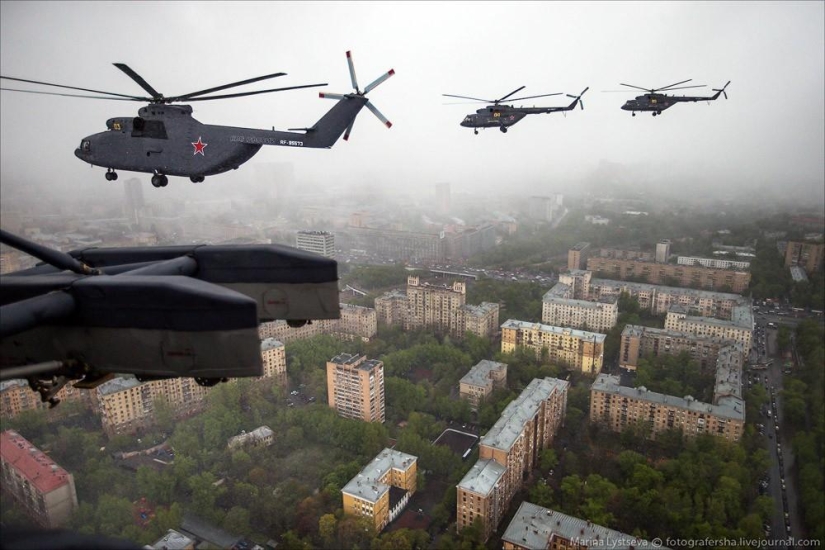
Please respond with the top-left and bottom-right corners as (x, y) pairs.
(754, 318), (806, 543)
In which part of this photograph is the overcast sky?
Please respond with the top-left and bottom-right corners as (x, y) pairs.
(1, 1), (823, 205)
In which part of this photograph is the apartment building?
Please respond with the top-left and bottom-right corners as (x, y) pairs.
(567, 242), (590, 271)
(619, 325), (735, 371)
(227, 426), (274, 450)
(295, 230), (335, 258)
(677, 256), (750, 270)
(457, 378), (568, 542)
(341, 448), (417, 532)
(456, 302), (501, 339)
(664, 306), (752, 350)
(405, 276), (466, 334)
(783, 240), (824, 274)
(1, 379), (91, 420)
(655, 239), (671, 263)
(502, 502), (658, 550)
(1, 430), (78, 528)
(374, 290), (408, 327)
(459, 360), (508, 411)
(542, 283), (618, 333)
(326, 353), (386, 423)
(501, 320), (606, 374)
(590, 373), (744, 441)
(587, 277), (752, 321)
(260, 338), (287, 387)
(587, 256), (751, 293)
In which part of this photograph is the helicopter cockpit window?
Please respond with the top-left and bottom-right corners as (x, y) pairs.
(81, 140), (90, 153)
(131, 117), (168, 139)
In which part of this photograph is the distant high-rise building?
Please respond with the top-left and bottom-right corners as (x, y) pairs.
(655, 239), (672, 263)
(567, 242), (590, 271)
(123, 178), (144, 224)
(435, 182), (451, 214)
(326, 353), (386, 423)
(1, 430), (78, 528)
(296, 230), (335, 258)
(405, 276), (466, 334)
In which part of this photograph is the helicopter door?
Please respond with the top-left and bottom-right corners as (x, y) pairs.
(131, 118), (168, 139)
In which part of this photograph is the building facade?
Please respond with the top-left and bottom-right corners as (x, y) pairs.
(783, 240), (824, 274)
(342, 448), (417, 531)
(620, 325), (733, 371)
(501, 320), (606, 374)
(459, 360), (508, 411)
(227, 426), (275, 450)
(655, 239), (671, 263)
(587, 257), (751, 293)
(664, 307), (752, 350)
(259, 304), (378, 343)
(1, 379), (91, 420)
(326, 353), (386, 423)
(405, 276), (466, 334)
(295, 230), (335, 258)
(542, 283), (618, 333)
(1, 430), (78, 528)
(374, 290), (408, 327)
(456, 302), (501, 340)
(567, 242), (590, 271)
(677, 256), (750, 270)
(457, 378), (569, 541)
(590, 374), (744, 441)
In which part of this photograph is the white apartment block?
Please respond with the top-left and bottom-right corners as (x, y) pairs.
(295, 230), (335, 258)
(677, 256), (751, 270)
(542, 282), (618, 333)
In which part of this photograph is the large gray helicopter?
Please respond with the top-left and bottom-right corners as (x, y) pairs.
(443, 86), (588, 134)
(0, 51), (393, 187)
(617, 79), (730, 116)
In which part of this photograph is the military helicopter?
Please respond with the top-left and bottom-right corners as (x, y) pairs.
(443, 86), (588, 134)
(0, 51), (394, 188)
(617, 79), (730, 116)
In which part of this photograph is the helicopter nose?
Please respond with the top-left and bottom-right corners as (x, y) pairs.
(75, 139), (91, 160)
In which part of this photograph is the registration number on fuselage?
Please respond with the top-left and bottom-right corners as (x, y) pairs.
(230, 136), (303, 147)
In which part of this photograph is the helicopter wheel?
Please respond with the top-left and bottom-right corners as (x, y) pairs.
(151, 174), (169, 188)
(652, 112), (657, 117)
(632, 112), (636, 117)
(500, 126), (508, 133)
(474, 129), (478, 135)
(105, 170), (118, 181)
(190, 176), (205, 183)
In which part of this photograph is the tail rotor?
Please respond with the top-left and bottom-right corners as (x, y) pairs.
(566, 86), (589, 110)
(320, 50), (394, 140)
(713, 81), (730, 99)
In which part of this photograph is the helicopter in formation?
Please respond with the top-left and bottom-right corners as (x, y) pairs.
(616, 79), (730, 116)
(443, 86), (589, 133)
(0, 51), (394, 188)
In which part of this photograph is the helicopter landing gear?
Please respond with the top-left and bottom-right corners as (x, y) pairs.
(151, 174), (168, 188)
(500, 126), (508, 133)
(105, 169), (118, 181)
(652, 112), (657, 117)
(474, 129), (478, 135)
(190, 176), (205, 183)
(632, 112), (636, 117)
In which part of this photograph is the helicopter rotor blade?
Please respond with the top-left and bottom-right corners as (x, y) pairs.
(442, 93), (493, 103)
(171, 72), (288, 101)
(0, 75), (149, 101)
(343, 119), (356, 141)
(620, 83), (653, 92)
(182, 83), (327, 102)
(497, 86), (526, 103)
(346, 51), (360, 93)
(507, 92), (562, 102)
(319, 92), (346, 100)
(0, 88), (148, 101)
(113, 63), (163, 100)
(660, 85), (706, 91)
(365, 100), (392, 128)
(363, 69), (395, 94)
(654, 79), (693, 92)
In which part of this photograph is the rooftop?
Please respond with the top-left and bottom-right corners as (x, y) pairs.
(341, 448), (417, 504)
(0, 430), (73, 494)
(97, 376), (143, 396)
(260, 338), (284, 352)
(460, 360), (507, 388)
(501, 319), (607, 343)
(456, 458), (506, 497)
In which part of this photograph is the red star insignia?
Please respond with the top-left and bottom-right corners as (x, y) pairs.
(192, 136), (207, 156)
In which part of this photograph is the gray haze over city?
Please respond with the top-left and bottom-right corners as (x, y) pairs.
(1, 1), (823, 208)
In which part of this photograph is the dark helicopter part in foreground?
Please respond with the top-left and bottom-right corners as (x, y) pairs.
(443, 86), (588, 133)
(0, 51), (394, 187)
(614, 79), (730, 116)
(0, 230), (341, 403)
